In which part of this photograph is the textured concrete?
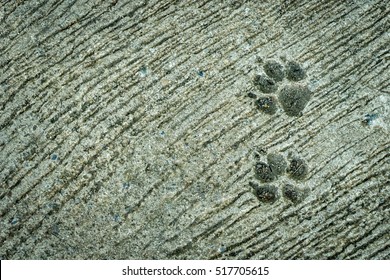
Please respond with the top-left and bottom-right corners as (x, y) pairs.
(0, 0), (389, 259)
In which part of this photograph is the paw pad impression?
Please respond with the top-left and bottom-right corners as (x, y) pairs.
(252, 60), (312, 117)
(251, 151), (309, 204)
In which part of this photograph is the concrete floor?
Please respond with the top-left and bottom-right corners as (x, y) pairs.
(0, 0), (389, 259)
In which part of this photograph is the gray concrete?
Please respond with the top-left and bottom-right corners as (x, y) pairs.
(0, 0), (389, 259)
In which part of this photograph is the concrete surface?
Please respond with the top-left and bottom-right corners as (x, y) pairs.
(0, 0), (389, 259)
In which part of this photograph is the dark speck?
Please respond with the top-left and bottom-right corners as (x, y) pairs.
(198, 70), (205, 77)
(362, 113), (378, 126)
(219, 245), (226, 253)
(51, 224), (60, 235)
(247, 92), (257, 98)
(51, 154), (58, 160)
(140, 65), (147, 74)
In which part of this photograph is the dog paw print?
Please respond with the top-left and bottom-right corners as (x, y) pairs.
(251, 60), (312, 117)
(250, 152), (309, 204)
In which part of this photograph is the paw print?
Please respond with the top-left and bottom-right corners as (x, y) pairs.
(250, 151), (309, 204)
(251, 60), (312, 117)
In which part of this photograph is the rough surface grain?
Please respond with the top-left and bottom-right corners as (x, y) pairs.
(0, 0), (389, 260)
